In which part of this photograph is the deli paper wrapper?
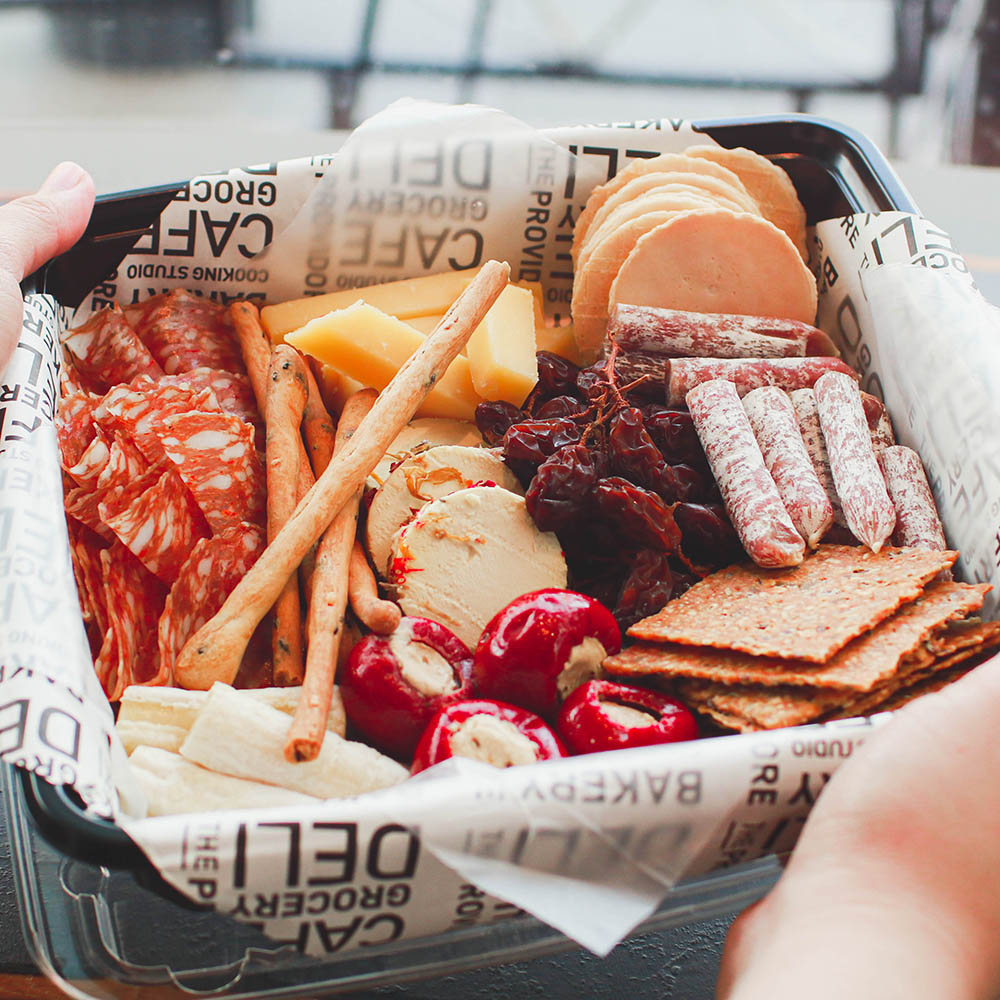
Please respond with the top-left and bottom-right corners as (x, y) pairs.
(6, 102), (998, 958)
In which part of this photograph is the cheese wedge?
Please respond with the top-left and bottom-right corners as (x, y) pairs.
(366, 445), (523, 575)
(466, 285), (538, 404)
(287, 302), (481, 421)
(316, 364), (368, 415)
(390, 486), (567, 649)
(609, 209), (818, 324)
(535, 323), (581, 364)
(261, 269), (483, 341)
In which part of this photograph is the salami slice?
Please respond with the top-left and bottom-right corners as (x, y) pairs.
(881, 446), (948, 552)
(56, 391), (99, 471)
(95, 381), (222, 464)
(99, 542), (167, 700)
(687, 379), (804, 568)
(157, 523), (265, 684)
(135, 290), (245, 376)
(68, 520), (110, 635)
(742, 386), (834, 548)
(66, 429), (111, 490)
(62, 305), (163, 389)
(95, 432), (150, 494)
(814, 371), (897, 552)
(606, 304), (837, 359)
(666, 357), (858, 407)
(158, 367), (264, 450)
(100, 465), (210, 583)
(158, 410), (265, 532)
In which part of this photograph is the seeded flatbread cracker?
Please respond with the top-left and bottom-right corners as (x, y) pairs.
(676, 677), (844, 730)
(628, 545), (958, 663)
(608, 580), (988, 691)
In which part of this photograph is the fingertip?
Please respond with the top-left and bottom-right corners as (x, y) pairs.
(41, 161), (92, 195)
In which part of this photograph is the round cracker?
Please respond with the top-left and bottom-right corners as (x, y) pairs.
(608, 209), (817, 324)
(572, 152), (750, 262)
(572, 205), (713, 360)
(578, 187), (724, 273)
(582, 171), (760, 260)
(684, 145), (809, 261)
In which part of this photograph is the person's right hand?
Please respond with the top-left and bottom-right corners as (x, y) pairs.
(718, 653), (1000, 1000)
(0, 162), (95, 371)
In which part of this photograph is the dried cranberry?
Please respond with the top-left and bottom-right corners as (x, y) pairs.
(593, 477), (682, 552)
(501, 416), (583, 466)
(523, 352), (581, 412)
(576, 363), (612, 403)
(675, 502), (742, 568)
(525, 443), (599, 531)
(535, 395), (589, 420)
(476, 400), (524, 446)
(613, 550), (676, 628)
(641, 407), (705, 466)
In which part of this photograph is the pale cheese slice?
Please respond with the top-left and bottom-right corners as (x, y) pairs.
(466, 284), (538, 404)
(316, 364), (368, 415)
(390, 486), (567, 649)
(608, 209), (818, 324)
(286, 302), (481, 421)
(368, 417), (483, 488)
(685, 145), (809, 262)
(572, 152), (750, 263)
(581, 173), (759, 262)
(535, 323), (581, 364)
(366, 444), (522, 575)
(261, 269), (483, 341)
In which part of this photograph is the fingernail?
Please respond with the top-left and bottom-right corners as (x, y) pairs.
(41, 161), (88, 193)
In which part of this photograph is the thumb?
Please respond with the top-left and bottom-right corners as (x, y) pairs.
(0, 162), (96, 281)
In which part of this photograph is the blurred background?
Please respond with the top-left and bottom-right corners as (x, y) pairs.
(2, 0), (999, 191)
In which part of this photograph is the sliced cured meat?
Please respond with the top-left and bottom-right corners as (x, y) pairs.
(95, 381), (221, 464)
(65, 484), (113, 539)
(687, 379), (804, 569)
(814, 371), (897, 553)
(61, 304), (163, 390)
(135, 290), (245, 376)
(742, 386), (833, 548)
(157, 367), (263, 449)
(665, 356), (857, 407)
(56, 391), (99, 471)
(158, 410), (265, 532)
(100, 465), (210, 583)
(157, 523), (265, 685)
(95, 432), (150, 494)
(68, 520), (110, 635)
(605, 305), (837, 359)
(788, 387), (847, 529)
(99, 542), (167, 699)
(608, 210), (817, 326)
(66, 429), (111, 490)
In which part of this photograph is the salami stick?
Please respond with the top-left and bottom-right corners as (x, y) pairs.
(285, 389), (376, 762)
(880, 445), (948, 552)
(348, 539), (402, 635)
(666, 356), (857, 407)
(267, 346), (310, 686)
(788, 388), (846, 529)
(687, 379), (805, 568)
(174, 259), (510, 690)
(814, 371), (896, 552)
(230, 301), (314, 500)
(742, 386), (833, 548)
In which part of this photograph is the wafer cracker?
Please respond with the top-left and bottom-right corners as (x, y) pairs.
(677, 678), (845, 730)
(609, 581), (988, 691)
(924, 618), (1000, 656)
(628, 545), (957, 663)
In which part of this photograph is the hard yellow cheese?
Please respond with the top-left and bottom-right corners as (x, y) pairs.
(287, 302), (480, 421)
(466, 285), (538, 404)
(261, 270), (482, 342)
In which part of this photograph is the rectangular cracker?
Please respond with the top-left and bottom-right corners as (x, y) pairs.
(676, 677), (845, 730)
(608, 581), (989, 692)
(628, 545), (957, 662)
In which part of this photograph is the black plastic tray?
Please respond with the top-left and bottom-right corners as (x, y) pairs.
(21, 111), (916, 877)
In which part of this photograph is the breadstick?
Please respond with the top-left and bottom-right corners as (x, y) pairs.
(267, 345), (309, 686)
(174, 260), (511, 690)
(302, 363), (337, 476)
(230, 300), (314, 500)
(285, 388), (375, 762)
(348, 539), (402, 635)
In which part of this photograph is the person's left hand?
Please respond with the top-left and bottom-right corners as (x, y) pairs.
(0, 162), (95, 370)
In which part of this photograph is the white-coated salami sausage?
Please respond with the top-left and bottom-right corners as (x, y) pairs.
(742, 386), (834, 548)
(814, 371), (896, 552)
(880, 445), (948, 552)
(686, 379), (804, 568)
(788, 388), (846, 529)
(666, 356), (857, 406)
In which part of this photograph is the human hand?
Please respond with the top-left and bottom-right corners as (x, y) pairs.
(0, 162), (95, 371)
(718, 655), (1000, 1000)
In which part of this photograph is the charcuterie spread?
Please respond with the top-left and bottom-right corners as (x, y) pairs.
(55, 143), (1000, 818)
